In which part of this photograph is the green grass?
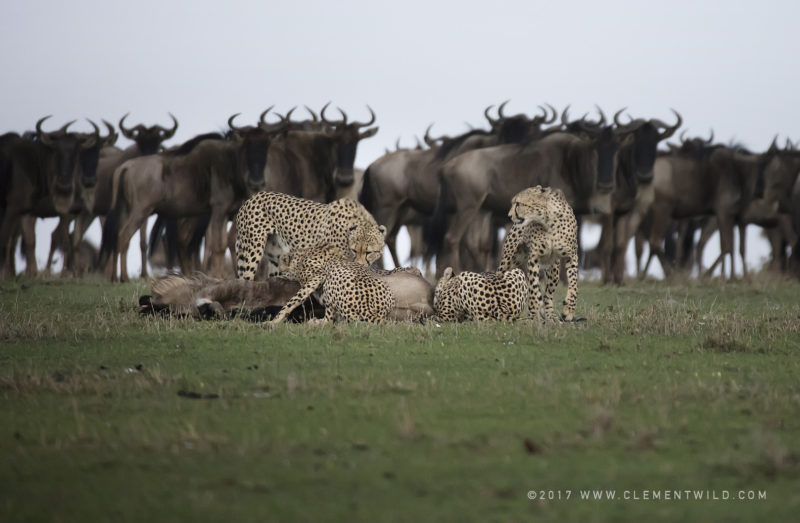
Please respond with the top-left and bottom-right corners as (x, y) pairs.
(1, 275), (799, 522)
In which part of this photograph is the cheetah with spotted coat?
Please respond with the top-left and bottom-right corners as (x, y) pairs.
(235, 192), (386, 280)
(433, 267), (527, 322)
(498, 185), (580, 322)
(273, 243), (395, 324)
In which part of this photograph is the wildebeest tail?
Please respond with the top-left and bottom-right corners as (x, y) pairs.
(98, 167), (126, 265)
(358, 166), (374, 212)
(423, 176), (449, 260)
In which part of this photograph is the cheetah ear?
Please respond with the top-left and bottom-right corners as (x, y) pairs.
(442, 267), (454, 280)
(378, 225), (387, 238)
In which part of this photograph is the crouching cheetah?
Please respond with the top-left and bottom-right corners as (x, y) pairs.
(499, 185), (580, 322)
(434, 267), (527, 322)
(235, 191), (386, 280)
(271, 243), (395, 324)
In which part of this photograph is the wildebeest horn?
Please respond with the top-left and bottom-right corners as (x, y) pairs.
(653, 109), (682, 139)
(81, 119), (101, 149)
(36, 115), (56, 146)
(58, 120), (76, 134)
(497, 100), (510, 119)
(304, 105), (319, 122)
(561, 105), (571, 127)
(257, 105), (276, 127)
(768, 134), (779, 152)
(424, 123), (440, 146)
(395, 137), (401, 150)
(284, 106), (297, 122)
(321, 103), (346, 126)
(228, 113), (245, 132)
(594, 105), (607, 126)
(705, 129), (714, 145)
(613, 108), (627, 127)
(119, 113), (137, 139)
(162, 113), (179, 139)
(353, 105), (376, 128)
(784, 137), (794, 151)
(544, 103), (558, 124)
(415, 136), (424, 149)
(484, 104), (498, 126)
(102, 119), (118, 146)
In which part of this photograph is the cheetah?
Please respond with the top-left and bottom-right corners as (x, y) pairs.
(433, 267), (527, 322)
(271, 243), (395, 324)
(235, 192), (386, 280)
(498, 185), (580, 322)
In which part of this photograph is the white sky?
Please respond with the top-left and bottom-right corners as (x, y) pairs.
(2, 0), (796, 275)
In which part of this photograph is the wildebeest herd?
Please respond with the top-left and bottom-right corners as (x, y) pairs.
(2, 103), (800, 321)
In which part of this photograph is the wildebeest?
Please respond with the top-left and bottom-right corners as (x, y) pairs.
(428, 115), (627, 275)
(0, 117), (102, 277)
(100, 111), (288, 281)
(359, 103), (555, 268)
(596, 109), (682, 284)
(638, 136), (778, 279)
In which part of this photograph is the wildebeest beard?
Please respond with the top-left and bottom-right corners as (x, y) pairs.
(335, 139), (357, 187)
(243, 137), (270, 191)
(631, 124), (660, 182)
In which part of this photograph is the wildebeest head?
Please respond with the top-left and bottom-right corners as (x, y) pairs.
(614, 109), (682, 182)
(229, 108), (288, 192)
(321, 103), (379, 187)
(485, 101), (557, 144)
(74, 120), (116, 188)
(119, 113), (179, 155)
(762, 136), (800, 212)
(36, 116), (99, 203)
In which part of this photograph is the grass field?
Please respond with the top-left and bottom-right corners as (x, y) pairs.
(1, 275), (799, 522)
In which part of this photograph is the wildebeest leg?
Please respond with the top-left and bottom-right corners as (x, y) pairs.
(46, 216), (70, 274)
(695, 218), (717, 276)
(271, 277), (324, 324)
(20, 215), (37, 278)
(227, 220), (238, 275)
(561, 252), (579, 322)
(116, 209), (152, 283)
(706, 214), (734, 280)
(462, 211), (492, 273)
(599, 214), (615, 284)
(646, 212), (674, 278)
(206, 212), (228, 279)
(139, 222), (149, 279)
(0, 210), (24, 278)
(739, 224), (748, 279)
(440, 201), (484, 275)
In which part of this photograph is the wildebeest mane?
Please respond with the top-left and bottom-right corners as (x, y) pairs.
(166, 133), (226, 156)
(434, 129), (492, 160)
(562, 140), (596, 206)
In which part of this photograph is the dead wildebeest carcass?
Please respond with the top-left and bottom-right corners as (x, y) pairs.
(138, 274), (324, 322)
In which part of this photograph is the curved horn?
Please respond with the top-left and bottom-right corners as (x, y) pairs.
(162, 112), (179, 139)
(560, 105), (571, 127)
(395, 137), (401, 150)
(594, 105), (607, 126)
(484, 104), (498, 126)
(284, 106), (297, 123)
(679, 129), (689, 144)
(613, 107), (627, 127)
(497, 100), (510, 119)
(337, 107), (348, 125)
(705, 128), (714, 145)
(304, 105), (319, 122)
(423, 123), (438, 146)
(415, 136), (424, 149)
(58, 120), (76, 134)
(102, 119), (118, 146)
(228, 113), (246, 132)
(36, 115), (55, 146)
(768, 134), (779, 152)
(544, 103), (558, 124)
(320, 102), (345, 126)
(118, 113), (136, 139)
(81, 119), (101, 149)
(653, 109), (682, 139)
(353, 105), (376, 128)
(258, 105), (276, 127)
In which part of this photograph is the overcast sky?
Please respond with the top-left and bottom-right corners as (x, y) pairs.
(2, 0), (797, 274)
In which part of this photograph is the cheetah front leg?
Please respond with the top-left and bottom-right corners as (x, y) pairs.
(526, 257), (542, 320)
(561, 253), (579, 321)
(542, 262), (559, 322)
(270, 276), (324, 324)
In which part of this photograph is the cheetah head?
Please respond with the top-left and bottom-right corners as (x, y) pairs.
(509, 185), (552, 229)
(347, 223), (387, 266)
